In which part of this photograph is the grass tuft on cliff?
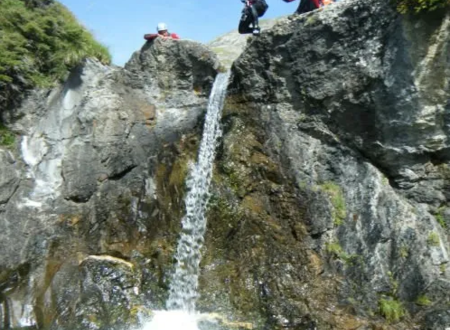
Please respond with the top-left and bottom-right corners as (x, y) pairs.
(0, 0), (111, 111)
(379, 298), (405, 322)
(395, 0), (450, 14)
(0, 124), (15, 148)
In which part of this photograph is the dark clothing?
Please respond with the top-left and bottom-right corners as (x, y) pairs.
(296, 0), (321, 14)
(238, 0), (268, 35)
(238, 5), (259, 34)
(251, 0), (269, 15)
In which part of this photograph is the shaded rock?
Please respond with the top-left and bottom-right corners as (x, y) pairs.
(0, 150), (19, 206)
(70, 255), (142, 330)
(424, 309), (450, 330)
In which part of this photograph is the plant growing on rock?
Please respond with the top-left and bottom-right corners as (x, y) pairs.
(378, 297), (405, 323)
(399, 245), (409, 259)
(395, 0), (450, 14)
(325, 241), (360, 265)
(0, 0), (111, 112)
(427, 232), (440, 246)
(320, 182), (346, 226)
(326, 241), (344, 256)
(0, 124), (15, 148)
(435, 209), (447, 228)
(415, 295), (432, 306)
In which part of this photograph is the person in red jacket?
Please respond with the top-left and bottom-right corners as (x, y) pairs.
(144, 23), (180, 41)
(283, 0), (334, 14)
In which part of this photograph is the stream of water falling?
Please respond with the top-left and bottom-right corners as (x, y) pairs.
(143, 71), (231, 329)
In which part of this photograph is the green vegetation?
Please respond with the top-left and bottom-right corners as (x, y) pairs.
(387, 271), (399, 296)
(399, 245), (409, 259)
(379, 298), (405, 322)
(325, 241), (360, 265)
(321, 182), (347, 225)
(395, 0), (450, 14)
(427, 232), (440, 246)
(0, 124), (15, 147)
(415, 295), (432, 306)
(0, 0), (111, 108)
(326, 241), (344, 256)
(436, 208), (447, 228)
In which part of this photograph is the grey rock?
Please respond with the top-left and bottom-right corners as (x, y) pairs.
(208, 18), (282, 68)
(125, 38), (220, 97)
(71, 255), (142, 330)
(1, 0), (450, 328)
(0, 38), (220, 328)
(225, 0), (450, 327)
(0, 150), (19, 205)
(424, 309), (450, 330)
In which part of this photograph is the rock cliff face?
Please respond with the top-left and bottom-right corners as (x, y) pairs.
(0, 38), (219, 329)
(216, 0), (450, 328)
(0, 0), (450, 329)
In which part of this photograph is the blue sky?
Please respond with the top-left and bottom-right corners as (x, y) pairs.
(58, 0), (299, 66)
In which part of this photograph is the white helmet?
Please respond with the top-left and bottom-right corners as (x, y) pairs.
(157, 22), (168, 32)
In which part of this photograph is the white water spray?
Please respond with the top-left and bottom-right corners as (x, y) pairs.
(143, 71), (230, 328)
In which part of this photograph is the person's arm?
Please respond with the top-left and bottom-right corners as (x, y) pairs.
(170, 33), (180, 39)
(144, 33), (159, 41)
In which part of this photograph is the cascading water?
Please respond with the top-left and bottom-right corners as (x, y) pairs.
(143, 71), (230, 329)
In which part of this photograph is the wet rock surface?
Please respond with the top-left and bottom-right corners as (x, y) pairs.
(1, 0), (450, 329)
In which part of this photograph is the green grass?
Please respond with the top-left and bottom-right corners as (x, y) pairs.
(387, 271), (399, 296)
(427, 232), (440, 246)
(325, 241), (343, 256)
(395, 0), (450, 14)
(321, 182), (347, 226)
(325, 241), (360, 265)
(399, 245), (409, 259)
(0, 124), (15, 148)
(436, 210), (447, 228)
(415, 295), (432, 306)
(379, 298), (405, 322)
(0, 0), (111, 106)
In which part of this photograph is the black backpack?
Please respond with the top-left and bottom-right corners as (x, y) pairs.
(253, 0), (269, 17)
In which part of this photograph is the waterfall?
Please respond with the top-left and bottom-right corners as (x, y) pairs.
(166, 71), (230, 312)
(143, 71), (230, 329)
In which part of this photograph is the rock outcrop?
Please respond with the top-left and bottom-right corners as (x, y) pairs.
(208, 18), (281, 68)
(206, 0), (450, 328)
(0, 38), (220, 329)
(1, 0), (450, 329)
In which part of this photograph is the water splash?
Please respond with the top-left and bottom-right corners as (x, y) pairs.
(141, 311), (200, 330)
(142, 72), (230, 330)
